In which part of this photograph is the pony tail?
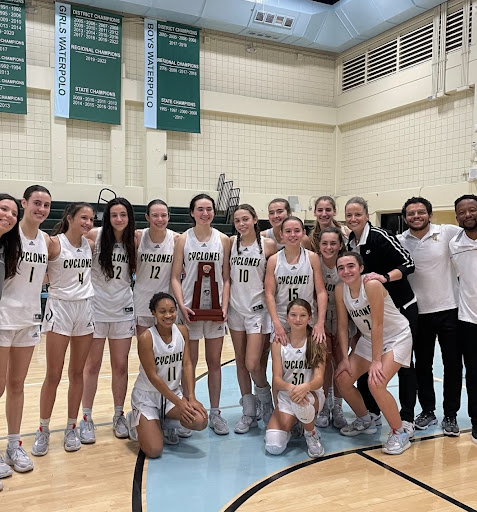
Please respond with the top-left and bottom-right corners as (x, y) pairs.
(236, 231), (242, 255)
(309, 221), (320, 253)
(255, 222), (263, 254)
(305, 324), (326, 369)
(51, 204), (73, 236)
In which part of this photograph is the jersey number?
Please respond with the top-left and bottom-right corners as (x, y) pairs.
(292, 372), (304, 385)
(29, 266), (34, 283)
(149, 266), (161, 279)
(78, 272), (84, 285)
(115, 266), (122, 280)
(288, 288), (298, 302)
(238, 269), (249, 283)
(167, 366), (177, 382)
(363, 319), (371, 330)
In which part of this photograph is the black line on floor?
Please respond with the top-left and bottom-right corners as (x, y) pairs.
(358, 450), (477, 512)
(131, 358), (236, 511)
(224, 429), (473, 511)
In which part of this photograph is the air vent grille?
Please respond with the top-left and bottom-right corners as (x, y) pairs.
(400, 22), (433, 70)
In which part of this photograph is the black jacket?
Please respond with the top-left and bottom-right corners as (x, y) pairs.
(347, 222), (415, 309)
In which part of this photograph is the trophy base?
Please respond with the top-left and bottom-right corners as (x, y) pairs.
(190, 309), (224, 322)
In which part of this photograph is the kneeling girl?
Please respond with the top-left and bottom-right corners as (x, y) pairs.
(128, 293), (208, 458)
(265, 299), (327, 459)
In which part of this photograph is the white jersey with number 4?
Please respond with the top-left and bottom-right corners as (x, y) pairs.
(133, 324), (185, 393)
(229, 236), (267, 315)
(274, 248), (315, 324)
(0, 227), (48, 328)
(91, 228), (134, 322)
(134, 228), (176, 317)
(47, 233), (94, 301)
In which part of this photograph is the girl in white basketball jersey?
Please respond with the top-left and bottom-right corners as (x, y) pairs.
(314, 227), (350, 430)
(0, 193), (21, 490)
(81, 197), (137, 443)
(334, 252), (412, 455)
(32, 203), (95, 457)
(265, 216), (327, 345)
(135, 199), (178, 338)
(261, 198), (312, 250)
(229, 205), (276, 433)
(0, 186), (50, 478)
(265, 299), (326, 458)
(171, 194), (231, 435)
(126, 293), (208, 458)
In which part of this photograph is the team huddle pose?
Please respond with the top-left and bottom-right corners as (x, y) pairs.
(1, 188), (477, 491)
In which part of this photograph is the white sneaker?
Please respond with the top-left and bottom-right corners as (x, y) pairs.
(5, 442), (34, 473)
(305, 430), (325, 458)
(340, 417), (377, 437)
(370, 412), (382, 426)
(126, 411), (138, 442)
(209, 411), (230, 435)
(31, 427), (50, 457)
(79, 417), (96, 444)
(332, 405), (348, 429)
(64, 426), (81, 452)
(402, 420), (415, 439)
(315, 405), (330, 428)
(234, 415), (257, 434)
(163, 429), (179, 445)
(0, 479), (3, 491)
(178, 427), (192, 438)
(382, 430), (411, 455)
(113, 413), (129, 439)
(0, 453), (13, 478)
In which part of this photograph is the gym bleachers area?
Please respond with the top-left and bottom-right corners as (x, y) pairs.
(41, 202), (235, 236)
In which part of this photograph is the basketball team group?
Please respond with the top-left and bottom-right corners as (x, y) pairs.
(0, 186), (476, 491)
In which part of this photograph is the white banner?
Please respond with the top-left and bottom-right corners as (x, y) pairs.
(144, 18), (157, 129)
(54, 2), (71, 118)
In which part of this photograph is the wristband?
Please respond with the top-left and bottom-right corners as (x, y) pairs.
(383, 273), (391, 282)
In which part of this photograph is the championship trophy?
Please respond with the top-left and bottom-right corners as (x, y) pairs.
(190, 262), (223, 321)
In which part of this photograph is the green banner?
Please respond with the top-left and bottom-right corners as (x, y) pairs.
(144, 19), (200, 133)
(0, 0), (26, 115)
(55, 2), (122, 125)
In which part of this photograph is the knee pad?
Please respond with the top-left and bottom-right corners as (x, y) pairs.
(265, 429), (290, 455)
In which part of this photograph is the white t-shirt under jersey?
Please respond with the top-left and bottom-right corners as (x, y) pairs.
(229, 236), (267, 315)
(47, 233), (94, 301)
(91, 228), (134, 322)
(0, 227), (48, 329)
(181, 228), (224, 309)
(274, 247), (316, 325)
(265, 228), (284, 251)
(134, 228), (175, 317)
(133, 323), (185, 393)
(343, 279), (409, 342)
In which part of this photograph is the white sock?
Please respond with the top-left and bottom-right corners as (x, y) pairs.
(333, 397), (343, 408)
(114, 405), (124, 418)
(359, 413), (371, 423)
(83, 408), (92, 421)
(7, 434), (20, 449)
(67, 417), (76, 429)
(39, 418), (50, 430)
(210, 407), (220, 416)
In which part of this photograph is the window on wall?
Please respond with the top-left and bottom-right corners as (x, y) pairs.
(340, 1), (471, 93)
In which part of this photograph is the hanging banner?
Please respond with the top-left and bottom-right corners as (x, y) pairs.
(55, 2), (122, 125)
(0, 0), (26, 114)
(144, 19), (200, 133)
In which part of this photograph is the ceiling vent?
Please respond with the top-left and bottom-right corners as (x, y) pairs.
(246, 30), (282, 41)
(253, 10), (294, 29)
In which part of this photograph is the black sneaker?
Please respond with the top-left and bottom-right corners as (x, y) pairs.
(414, 411), (438, 430)
(472, 426), (477, 445)
(441, 416), (460, 437)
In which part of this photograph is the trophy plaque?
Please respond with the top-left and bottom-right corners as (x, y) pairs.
(190, 262), (223, 321)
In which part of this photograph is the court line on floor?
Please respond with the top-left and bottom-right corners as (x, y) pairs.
(358, 450), (475, 511)
(223, 429), (472, 512)
(131, 358), (236, 512)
